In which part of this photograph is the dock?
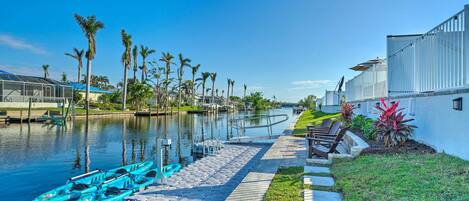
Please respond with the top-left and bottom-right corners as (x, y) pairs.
(187, 110), (208, 114)
(134, 111), (177, 116)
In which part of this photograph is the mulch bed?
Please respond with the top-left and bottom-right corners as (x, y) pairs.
(350, 128), (436, 155)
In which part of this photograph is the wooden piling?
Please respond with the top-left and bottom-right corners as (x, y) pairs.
(27, 98), (32, 123)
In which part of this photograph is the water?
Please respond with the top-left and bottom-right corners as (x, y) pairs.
(0, 108), (298, 200)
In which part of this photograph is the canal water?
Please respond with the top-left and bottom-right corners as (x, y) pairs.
(0, 108), (298, 200)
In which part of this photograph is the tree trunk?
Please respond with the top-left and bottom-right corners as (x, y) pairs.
(211, 82), (215, 104)
(178, 78), (181, 111)
(85, 58), (92, 115)
(78, 61), (82, 83)
(226, 84), (230, 105)
(133, 68), (137, 82)
(122, 64), (128, 111)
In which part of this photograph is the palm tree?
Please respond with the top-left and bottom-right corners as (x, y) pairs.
(190, 64), (200, 105)
(65, 48), (84, 82)
(226, 78), (231, 105)
(244, 84), (247, 98)
(61, 72), (67, 83)
(42, 64), (49, 79)
(177, 54), (191, 110)
(121, 29), (132, 111)
(200, 72), (210, 104)
(231, 80), (235, 97)
(74, 14), (104, 112)
(159, 52), (175, 112)
(140, 45), (156, 81)
(132, 45), (138, 82)
(210, 73), (217, 104)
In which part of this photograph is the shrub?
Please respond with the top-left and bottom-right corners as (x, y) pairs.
(375, 98), (416, 147)
(351, 115), (376, 140)
(340, 103), (354, 126)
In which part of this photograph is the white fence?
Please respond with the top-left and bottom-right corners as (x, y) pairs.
(388, 8), (469, 96)
(346, 61), (387, 102)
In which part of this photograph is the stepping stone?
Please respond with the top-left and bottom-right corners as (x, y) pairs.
(304, 166), (330, 174)
(304, 190), (342, 201)
(306, 158), (332, 165)
(303, 176), (335, 187)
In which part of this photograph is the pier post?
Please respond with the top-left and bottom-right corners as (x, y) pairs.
(27, 97), (32, 123)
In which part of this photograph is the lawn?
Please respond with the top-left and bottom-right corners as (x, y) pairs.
(332, 153), (469, 201)
(293, 110), (340, 136)
(265, 166), (304, 201)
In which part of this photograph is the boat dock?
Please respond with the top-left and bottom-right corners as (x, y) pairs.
(134, 111), (178, 116)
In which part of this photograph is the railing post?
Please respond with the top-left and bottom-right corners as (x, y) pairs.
(464, 5), (469, 86)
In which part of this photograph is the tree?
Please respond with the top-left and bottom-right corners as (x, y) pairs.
(140, 45), (155, 81)
(189, 64), (200, 105)
(159, 52), (175, 111)
(148, 62), (165, 110)
(42, 64), (49, 79)
(210, 72), (217, 104)
(74, 14), (104, 113)
(226, 78), (231, 105)
(61, 72), (68, 83)
(199, 72), (210, 104)
(65, 48), (85, 82)
(128, 81), (153, 112)
(298, 95), (317, 109)
(121, 29), (132, 111)
(177, 54), (191, 110)
(132, 45), (138, 82)
(230, 80), (235, 97)
(243, 84), (247, 98)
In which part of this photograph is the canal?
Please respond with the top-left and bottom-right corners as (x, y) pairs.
(0, 108), (298, 200)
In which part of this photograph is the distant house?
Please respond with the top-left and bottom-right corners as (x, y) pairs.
(0, 70), (73, 107)
(69, 82), (112, 102)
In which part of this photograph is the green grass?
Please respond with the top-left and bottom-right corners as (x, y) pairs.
(332, 153), (469, 201)
(265, 166), (304, 201)
(293, 110), (340, 136)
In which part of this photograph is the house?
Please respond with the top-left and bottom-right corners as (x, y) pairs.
(69, 82), (112, 102)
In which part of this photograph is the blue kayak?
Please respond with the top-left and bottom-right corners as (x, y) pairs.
(33, 161), (153, 201)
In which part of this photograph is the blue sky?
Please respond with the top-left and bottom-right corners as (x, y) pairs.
(0, 0), (467, 102)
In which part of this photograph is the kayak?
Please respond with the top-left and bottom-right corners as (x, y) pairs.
(33, 161), (153, 201)
(79, 163), (182, 201)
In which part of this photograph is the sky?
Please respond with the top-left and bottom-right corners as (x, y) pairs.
(0, 0), (467, 102)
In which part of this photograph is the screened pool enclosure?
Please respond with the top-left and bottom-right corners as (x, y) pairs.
(0, 72), (73, 103)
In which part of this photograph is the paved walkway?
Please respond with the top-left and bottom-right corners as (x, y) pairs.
(226, 135), (307, 200)
(128, 143), (270, 201)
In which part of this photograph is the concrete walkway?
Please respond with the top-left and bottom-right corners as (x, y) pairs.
(128, 143), (270, 201)
(304, 165), (342, 201)
(226, 135), (307, 200)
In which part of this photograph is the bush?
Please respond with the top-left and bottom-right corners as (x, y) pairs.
(340, 103), (354, 126)
(375, 98), (416, 147)
(351, 115), (376, 140)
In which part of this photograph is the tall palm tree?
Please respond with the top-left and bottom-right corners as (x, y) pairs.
(160, 52), (175, 111)
(200, 72), (210, 104)
(42, 64), (49, 79)
(65, 48), (84, 82)
(74, 14), (104, 112)
(132, 45), (138, 82)
(231, 80), (235, 97)
(61, 72), (67, 83)
(121, 29), (132, 111)
(140, 45), (156, 81)
(177, 54), (191, 110)
(190, 64), (200, 105)
(226, 78), (231, 105)
(244, 84), (247, 98)
(210, 73), (217, 104)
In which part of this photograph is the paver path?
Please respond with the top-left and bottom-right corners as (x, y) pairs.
(128, 143), (270, 201)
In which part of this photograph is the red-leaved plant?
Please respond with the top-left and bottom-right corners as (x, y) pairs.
(340, 102), (354, 126)
(374, 98), (416, 147)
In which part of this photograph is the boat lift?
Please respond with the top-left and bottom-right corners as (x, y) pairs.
(229, 114), (289, 142)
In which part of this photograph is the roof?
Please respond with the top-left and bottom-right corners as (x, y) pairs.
(70, 82), (112, 94)
(350, 58), (385, 71)
(0, 71), (66, 85)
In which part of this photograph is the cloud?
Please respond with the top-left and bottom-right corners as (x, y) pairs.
(289, 80), (335, 90)
(0, 34), (48, 55)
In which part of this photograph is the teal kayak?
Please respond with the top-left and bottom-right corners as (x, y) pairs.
(33, 161), (153, 201)
(161, 163), (182, 178)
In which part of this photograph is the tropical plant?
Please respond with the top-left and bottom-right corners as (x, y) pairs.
(177, 54), (191, 109)
(42, 64), (49, 79)
(230, 80), (235, 97)
(61, 72), (68, 83)
(199, 72), (210, 104)
(121, 29), (132, 111)
(132, 45), (138, 82)
(127, 81), (153, 112)
(74, 14), (104, 111)
(65, 48), (85, 82)
(374, 98), (416, 147)
(298, 95), (316, 109)
(243, 84), (247, 98)
(226, 78), (231, 105)
(210, 72), (217, 104)
(140, 45), (155, 81)
(147, 62), (164, 108)
(351, 115), (376, 140)
(340, 102), (354, 126)
(189, 64), (200, 105)
(245, 92), (269, 110)
(160, 52), (175, 111)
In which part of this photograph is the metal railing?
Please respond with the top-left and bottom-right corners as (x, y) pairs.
(230, 114), (289, 141)
(388, 8), (469, 96)
(346, 62), (387, 102)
